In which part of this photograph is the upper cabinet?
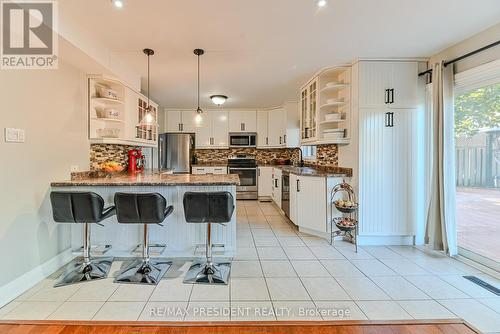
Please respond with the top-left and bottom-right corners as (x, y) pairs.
(195, 110), (228, 149)
(257, 103), (300, 149)
(163, 110), (198, 133)
(228, 110), (257, 133)
(359, 61), (418, 109)
(300, 67), (352, 145)
(88, 75), (158, 147)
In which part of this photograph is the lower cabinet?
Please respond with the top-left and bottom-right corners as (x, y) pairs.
(191, 166), (228, 175)
(271, 168), (282, 208)
(289, 176), (348, 236)
(257, 166), (273, 199)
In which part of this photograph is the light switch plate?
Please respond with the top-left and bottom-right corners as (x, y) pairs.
(4, 128), (25, 143)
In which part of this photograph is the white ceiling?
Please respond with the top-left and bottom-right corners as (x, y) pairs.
(59, 0), (500, 109)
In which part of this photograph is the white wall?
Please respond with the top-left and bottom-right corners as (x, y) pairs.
(430, 22), (500, 73)
(0, 60), (89, 288)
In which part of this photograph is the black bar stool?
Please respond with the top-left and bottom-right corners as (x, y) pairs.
(183, 191), (235, 285)
(114, 192), (173, 285)
(50, 191), (116, 287)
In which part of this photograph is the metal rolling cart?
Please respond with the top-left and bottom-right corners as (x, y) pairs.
(330, 180), (358, 252)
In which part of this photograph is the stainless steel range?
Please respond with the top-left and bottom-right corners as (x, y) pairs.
(228, 155), (258, 200)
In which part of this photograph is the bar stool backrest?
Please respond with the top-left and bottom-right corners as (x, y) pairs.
(50, 191), (105, 223)
(114, 192), (167, 224)
(183, 192), (235, 224)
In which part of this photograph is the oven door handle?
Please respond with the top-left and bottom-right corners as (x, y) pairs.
(229, 167), (257, 170)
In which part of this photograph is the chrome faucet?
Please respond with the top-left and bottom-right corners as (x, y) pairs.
(292, 147), (304, 167)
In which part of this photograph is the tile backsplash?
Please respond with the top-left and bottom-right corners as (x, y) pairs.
(195, 144), (339, 168)
(90, 144), (136, 170)
(89, 143), (340, 170)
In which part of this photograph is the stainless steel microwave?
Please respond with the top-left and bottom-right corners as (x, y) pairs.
(229, 133), (257, 147)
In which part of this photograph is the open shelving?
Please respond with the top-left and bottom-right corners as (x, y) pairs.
(300, 66), (351, 145)
(87, 75), (158, 148)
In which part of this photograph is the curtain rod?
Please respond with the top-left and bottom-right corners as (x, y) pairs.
(418, 39), (500, 76)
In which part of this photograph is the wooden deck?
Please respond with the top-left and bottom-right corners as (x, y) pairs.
(456, 187), (500, 263)
(0, 320), (480, 334)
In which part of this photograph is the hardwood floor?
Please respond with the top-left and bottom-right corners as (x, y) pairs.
(0, 320), (479, 334)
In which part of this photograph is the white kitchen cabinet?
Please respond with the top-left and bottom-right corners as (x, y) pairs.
(257, 111), (269, 147)
(272, 168), (282, 208)
(268, 108), (285, 147)
(295, 176), (328, 233)
(88, 75), (158, 147)
(358, 107), (419, 237)
(258, 166), (273, 199)
(228, 110), (257, 133)
(289, 173), (299, 224)
(165, 110), (199, 132)
(192, 166), (227, 175)
(359, 61), (418, 109)
(195, 111), (228, 148)
(181, 110), (199, 132)
(166, 110), (183, 132)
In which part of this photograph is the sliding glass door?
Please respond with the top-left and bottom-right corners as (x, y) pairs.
(454, 79), (500, 268)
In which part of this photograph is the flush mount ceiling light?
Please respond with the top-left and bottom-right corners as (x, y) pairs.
(138, 48), (156, 127)
(210, 95), (228, 106)
(316, 0), (327, 7)
(194, 48), (205, 114)
(112, 0), (124, 8)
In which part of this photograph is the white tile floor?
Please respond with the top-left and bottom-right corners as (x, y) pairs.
(1, 200), (500, 332)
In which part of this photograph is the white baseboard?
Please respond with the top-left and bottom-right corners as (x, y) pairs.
(357, 235), (415, 246)
(0, 248), (75, 308)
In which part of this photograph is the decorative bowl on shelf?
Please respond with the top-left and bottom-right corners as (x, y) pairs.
(97, 86), (118, 100)
(325, 113), (341, 121)
(333, 217), (358, 231)
(96, 128), (121, 138)
(334, 199), (358, 213)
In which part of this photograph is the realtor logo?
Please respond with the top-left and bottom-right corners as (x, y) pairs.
(1, 0), (58, 69)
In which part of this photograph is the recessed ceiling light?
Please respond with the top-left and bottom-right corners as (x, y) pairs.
(210, 95), (228, 106)
(112, 0), (124, 8)
(316, 0), (327, 7)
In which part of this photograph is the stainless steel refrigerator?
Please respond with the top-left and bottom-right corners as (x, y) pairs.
(158, 133), (195, 173)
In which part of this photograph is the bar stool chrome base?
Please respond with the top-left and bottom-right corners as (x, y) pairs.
(184, 261), (231, 285)
(54, 257), (113, 287)
(114, 259), (171, 285)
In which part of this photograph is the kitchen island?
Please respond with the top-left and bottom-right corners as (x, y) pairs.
(50, 172), (240, 258)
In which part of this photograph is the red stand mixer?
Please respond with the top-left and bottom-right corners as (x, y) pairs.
(128, 149), (145, 174)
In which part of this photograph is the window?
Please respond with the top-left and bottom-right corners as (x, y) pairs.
(301, 145), (317, 160)
(454, 79), (500, 268)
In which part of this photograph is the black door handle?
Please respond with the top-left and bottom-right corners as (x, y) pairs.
(385, 112), (390, 127)
(390, 89), (394, 104)
(388, 112), (394, 127)
(297, 179), (300, 192)
(385, 89), (389, 104)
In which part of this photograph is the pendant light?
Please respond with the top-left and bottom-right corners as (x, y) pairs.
(138, 48), (155, 126)
(194, 48), (204, 114)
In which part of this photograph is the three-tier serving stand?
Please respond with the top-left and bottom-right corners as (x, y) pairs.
(330, 181), (358, 252)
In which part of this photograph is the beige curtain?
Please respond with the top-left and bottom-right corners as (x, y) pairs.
(425, 61), (457, 256)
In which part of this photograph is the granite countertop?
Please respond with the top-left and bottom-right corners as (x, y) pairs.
(259, 164), (352, 177)
(51, 172), (240, 187)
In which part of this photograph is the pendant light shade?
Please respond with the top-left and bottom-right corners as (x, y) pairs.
(194, 48), (204, 114)
(138, 48), (156, 127)
(210, 95), (228, 106)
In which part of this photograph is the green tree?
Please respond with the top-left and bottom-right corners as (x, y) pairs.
(455, 82), (500, 137)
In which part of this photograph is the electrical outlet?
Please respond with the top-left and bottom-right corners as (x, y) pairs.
(70, 165), (79, 172)
(4, 128), (25, 143)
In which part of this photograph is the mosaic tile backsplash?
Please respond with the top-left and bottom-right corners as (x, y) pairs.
(90, 144), (136, 170)
(90, 143), (339, 170)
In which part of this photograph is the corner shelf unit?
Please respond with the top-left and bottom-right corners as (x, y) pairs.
(87, 75), (159, 148)
(300, 66), (352, 145)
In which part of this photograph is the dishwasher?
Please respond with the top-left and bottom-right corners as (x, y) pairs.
(281, 170), (290, 218)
